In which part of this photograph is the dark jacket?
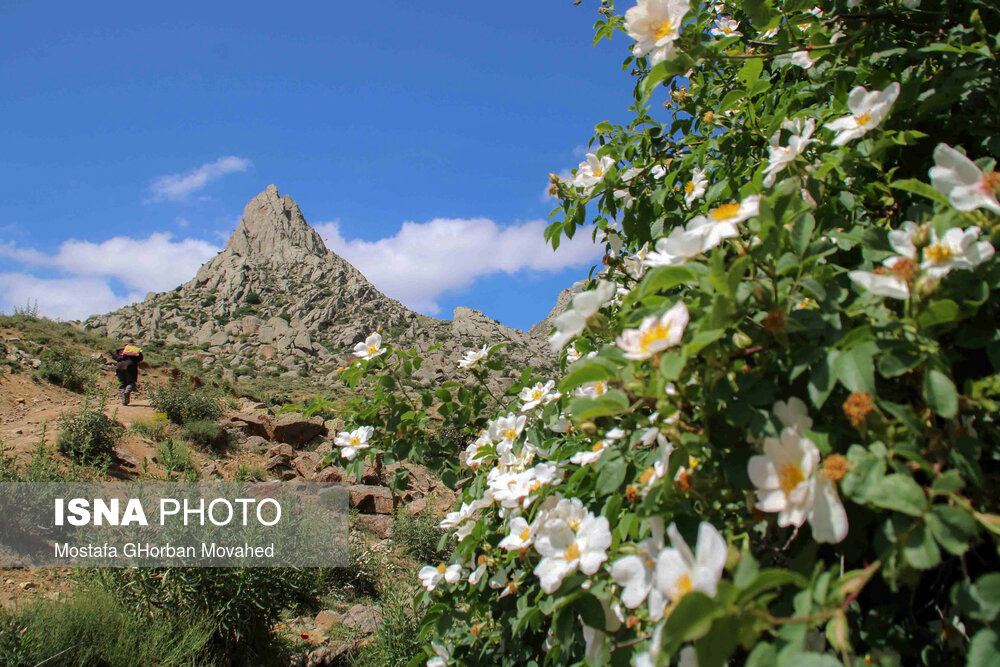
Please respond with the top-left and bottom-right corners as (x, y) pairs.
(112, 348), (144, 372)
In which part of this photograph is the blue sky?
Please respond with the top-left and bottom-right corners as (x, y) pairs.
(0, 0), (636, 329)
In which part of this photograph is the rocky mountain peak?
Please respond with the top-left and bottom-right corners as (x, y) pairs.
(225, 185), (329, 263)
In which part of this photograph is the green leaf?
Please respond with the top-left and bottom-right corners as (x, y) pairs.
(889, 178), (950, 206)
(659, 350), (687, 381)
(575, 592), (608, 630)
(834, 344), (876, 394)
(695, 616), (739, 667)
(663, 592), (717, 643)
(595, 456), (627, 496)
(869, 474), (928, 516)
(841, 445), (885, 505)
(719, 88), (747, 113)
(926, 505), (979, 556)
(879, 400), (924, 434)
(737, 569), (809, 604)
(632, 265), (698, 303)
(569, 390), (630, 420)
(737, 58), (763, 87)
(558, 358), (619, 393)
(967, 628), (1000, 667)
(640, 55), (695, 102)
(902, 522), (941, 569)
(791, 213), (815, 256)
(808, 351), (838, 409)
(877, 351), (922, 378)
(918, 300), (961, 328)
(924, 368), (959, 418)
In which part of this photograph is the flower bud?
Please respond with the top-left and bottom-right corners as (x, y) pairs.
(915, 274), (939, 299)
(732, 332), (753, 348)
(911, 223), (932, 250)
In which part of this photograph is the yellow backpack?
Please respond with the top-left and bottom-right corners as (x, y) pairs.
(122, 345), (142, 356)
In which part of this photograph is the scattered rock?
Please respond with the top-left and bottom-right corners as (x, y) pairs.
(271, 414), (327, 446)
(314, 466), (345, 483)
(355, 514), (392, 538)
(314, 610), (340, 631)
(228, 413), (273, 439)
(341, 604), (382, 633)
(349, 485), (393, 515)
(266, 443), (294, 459)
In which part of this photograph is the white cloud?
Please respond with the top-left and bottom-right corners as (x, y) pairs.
(0, 273), (142, 321)
(1, 233), (220, 294)
(148, 156), (251, 201)
(315, 217), (601, 314)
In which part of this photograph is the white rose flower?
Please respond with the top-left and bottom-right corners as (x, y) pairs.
(574, 380), (608, 399)
(650, 522), (727, 618)
(549, 280), (617, 351)
(824, 83), (900, 146)
(687, 195), (760, 251)
(616, 301), (689, 360)
(499, 516), (535, 551)
(747, 426), (848, 543)
(710, 17), (742, 37)
(534, 508), (612, 593)
(419, 563), (447, 591)
(489, 413), (527, 445)
(889, 219), (994, 278)
(929, 143), (1000, 214)
(565, 343), (583, 363)
(352, 332), (386, 360)
(643, 226), (706, 267)
(762, 118), (817, 187)
(610, 517), (668, 619)
(569, 428), (625, 466)
(519, 380), (561, 412)
(573, 153), (615, 194)
(334, 426), (373, 460)
(848, 261), (911, 300)
(625, 0), (692, 66)
(458, 344), (490, 369)
(683, 168), (708, 208)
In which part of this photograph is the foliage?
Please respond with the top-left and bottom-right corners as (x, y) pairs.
(149, 382), (223, 424)
(351, 585), (424, 667)
(182, 419), (229, 449)
(56, 397), (125, 463)
(0, 434), (97, 483)
(278, 394), (338, 420)
(313, 1), (1000, 665)
(232, 461), (267, 482)
(0, 587), (213, 667)
(130, 412), (171, 442)
(244, 291), (262, 305)
(156, 438), (197, 479)
(92, 566), (327, 659)
(392, 509), (453, 564)
(37, 347), (97, 392)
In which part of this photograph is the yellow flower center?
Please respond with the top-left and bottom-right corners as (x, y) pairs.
(367, 345), (378, 355)
(592, 441), (606, 453)
(530, 480), (542, 491)
(593, 381), (606, 396)
(779, 462), (806, 494)
(436, 563), (447, 574)
(639, 466), (656, 484)
(503, 428), (518, 441)
(349, 436), (361, 446)
(567, 519), (581, 531)
(709, 202), (741, 221)
(564, 543), (581, 561)
(670, 572), (693, 603)
(925, 243), (955, 264)
(653, 20), (675, 41)
(855, 111), (873, 126)
(688, 456), (699, 469)
(685, 180), (695, 193)
(532, 388), (544, 400)
(592, 167), (604, 178)
(983, 171), (1000, 193)
(639, 321), (672, 351)
(519, 527), (531, 541)
(645, 557), (656, 568)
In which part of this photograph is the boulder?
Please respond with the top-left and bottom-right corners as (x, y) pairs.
(294, 452), (321, 478)
(354, 514), (392, 539)
(349, 485), (393, 515)
(229, 413), (274, 439)
(271, 414), (327, 446)
(341, 604), (381, 633)
(265, 454), (292, 471)
(314, 466), (345, 483)
(266, 443), (294, 459)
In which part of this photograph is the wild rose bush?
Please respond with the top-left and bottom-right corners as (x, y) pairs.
(362, 1), (1000, 665)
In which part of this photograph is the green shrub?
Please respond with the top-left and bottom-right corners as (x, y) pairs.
(182, 419), (228, 448)
(37, 348), (96, 392)
(232, 462), (266, 482)
(93, 567), (326, 657)
(0, 587), (213, 667)
(230, 306), (257, 320)
(351, 586), (423, 667)
(129, 412), (170, 442)
(149, 383), (222, 424)
(57, 398), (124, 463)
(392, 509), (451, 564)
(155, 438), (196, 479)
(244, 291), (262, 305)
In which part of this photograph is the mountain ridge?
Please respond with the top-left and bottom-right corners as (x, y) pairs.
(84, 185), (564, 386)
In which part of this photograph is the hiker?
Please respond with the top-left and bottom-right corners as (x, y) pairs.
(112, 343), (143, 405)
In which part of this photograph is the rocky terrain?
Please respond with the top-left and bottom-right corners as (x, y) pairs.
(84, 185), (559, 387)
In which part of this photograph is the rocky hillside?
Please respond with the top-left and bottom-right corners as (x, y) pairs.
(84, 185), (556, 385)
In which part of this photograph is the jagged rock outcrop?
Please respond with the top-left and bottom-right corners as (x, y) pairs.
(84, 185), (555, 385)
